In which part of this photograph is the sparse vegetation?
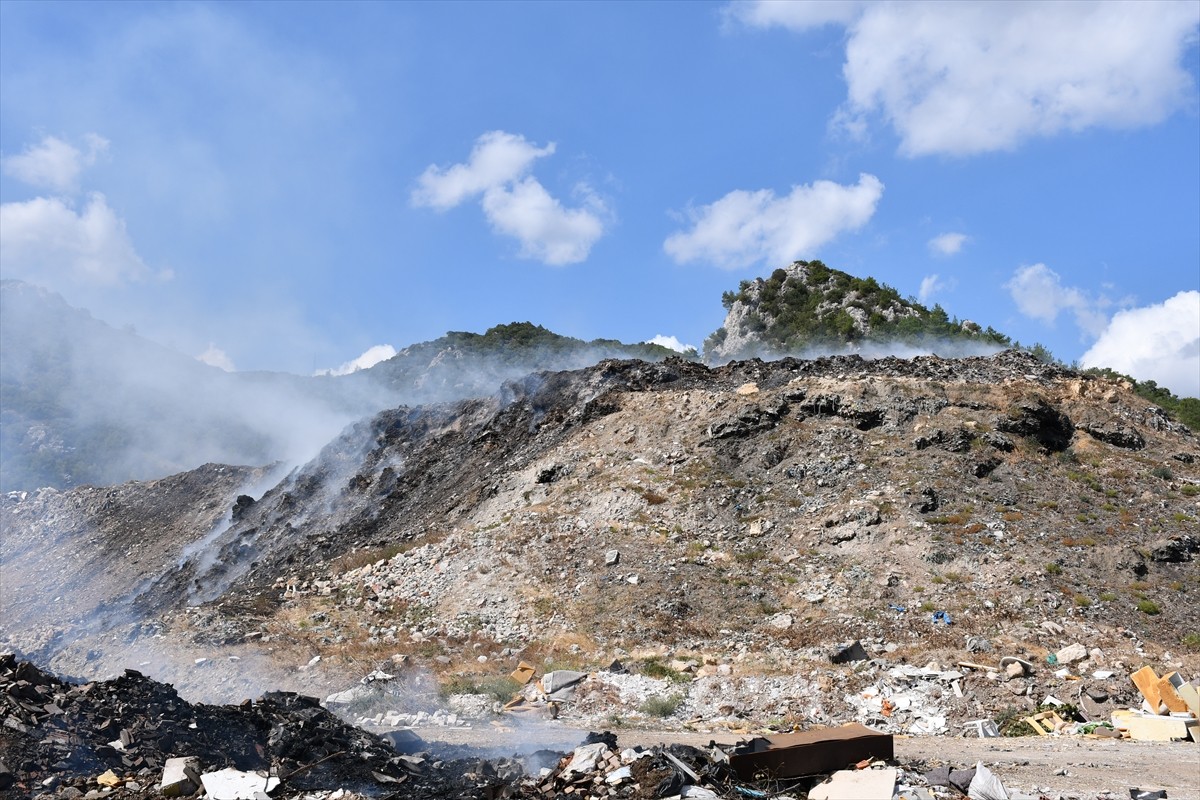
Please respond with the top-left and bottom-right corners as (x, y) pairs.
(640, 694), (684, 718)
(638, 658), (689, 683)
(439, 674), (521, 703)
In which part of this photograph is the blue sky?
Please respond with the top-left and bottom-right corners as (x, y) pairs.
(2, 1), (1198, 394)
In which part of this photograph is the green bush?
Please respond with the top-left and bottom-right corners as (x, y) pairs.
(640, 694), (684, 718)
(1137, 600), (1161, 615)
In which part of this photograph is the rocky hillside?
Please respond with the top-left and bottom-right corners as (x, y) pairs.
(0, 282), (678, 491)
(706, 261), (1011, 361)
(4, 350), (1198, 719)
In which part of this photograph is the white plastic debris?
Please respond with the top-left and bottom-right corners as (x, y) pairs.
(199, 768), (279, 800)
(967, 762), (1010, 800)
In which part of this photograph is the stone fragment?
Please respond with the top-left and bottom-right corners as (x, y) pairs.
(1054, 643), (1087, 664)
(605, 549), (620, 566)
(767, 613), (793, 630)
(160, 757), (201, 797)
(96, 771), (121, 788)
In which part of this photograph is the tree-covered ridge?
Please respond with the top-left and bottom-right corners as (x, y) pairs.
(706, 260), (1012, 357)
(441, 322), (689, 361)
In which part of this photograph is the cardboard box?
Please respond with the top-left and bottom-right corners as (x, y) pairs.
(729, 724), (894, 780)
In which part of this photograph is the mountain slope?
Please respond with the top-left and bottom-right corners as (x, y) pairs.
(5, 350), (1198, 706)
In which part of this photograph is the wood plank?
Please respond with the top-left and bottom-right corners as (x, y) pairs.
(1157, 675), (1190, 713)
(1112, 710), (1199, 742)
(1130, 666), (1162, 711)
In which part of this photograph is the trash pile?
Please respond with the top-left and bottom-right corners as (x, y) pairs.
(1113, 664), (1200, 742)
(0, 654), (446, 798)
(845, 663), (963, 735)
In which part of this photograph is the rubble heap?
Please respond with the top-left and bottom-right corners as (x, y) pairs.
(0, 654), (472, 799)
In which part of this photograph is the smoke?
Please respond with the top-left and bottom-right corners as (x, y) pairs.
(704, 337), (1007, 366)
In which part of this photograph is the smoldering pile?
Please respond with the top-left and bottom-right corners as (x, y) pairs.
(0, 656), (764, 800)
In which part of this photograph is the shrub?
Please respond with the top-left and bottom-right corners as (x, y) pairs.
(1151, 466), (1174, 480)
(1099, 592), (1118, 602)
(1181, 485), (1199, 497)
(1044, 563), (1063, 575)
(1074, 595), (1092, 608)
(1137, 600), (1161, 615)
(640, 694), (683, 718)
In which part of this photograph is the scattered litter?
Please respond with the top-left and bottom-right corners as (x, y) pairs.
(830, 640), (869, 664)
(963, 719), (1000, 737)
(509, 660), (536, 684)
(931, 610), (952, 625)
(1023, 711), (1066, 735)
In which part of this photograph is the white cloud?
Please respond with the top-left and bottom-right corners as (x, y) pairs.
(412, 131), (608, 265)
(0, 193), (161, 286)
(645, 334), (695, 353)
(1005, 263), (1109, 337)
(663, 173), (883, 269)
(1, 133), (109, 194)
(196, 344), (235, 372)
(726, 0), (865, 29)
(733, 1), (1199, 156)
(412, 131), (554, 210)
(480, 179), (606, 266)
(315, 344), (397, 377)
(1081, 291), (1200, 398)
(928, 232), (969, 256)
(918, 274), (946, 303)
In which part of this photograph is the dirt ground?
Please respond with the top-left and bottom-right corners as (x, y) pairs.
(414, 723), (1200, 799)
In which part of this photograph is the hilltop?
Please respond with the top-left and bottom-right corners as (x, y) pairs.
(706, 260), (1011, 361)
